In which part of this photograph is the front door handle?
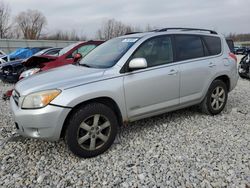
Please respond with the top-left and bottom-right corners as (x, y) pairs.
(168, 69), (178, 75)
(208, 62), (216, 68)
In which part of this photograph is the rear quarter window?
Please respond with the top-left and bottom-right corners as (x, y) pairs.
(203, 36), (222, 55)
(226, 39), (234, 53)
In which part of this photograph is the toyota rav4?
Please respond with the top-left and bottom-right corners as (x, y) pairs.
(10, 28), (239, 158)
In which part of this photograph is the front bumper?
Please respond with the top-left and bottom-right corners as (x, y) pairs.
(10, 97), (71, 141)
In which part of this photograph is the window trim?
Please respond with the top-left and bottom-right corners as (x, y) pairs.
(120, 34), (175, 73)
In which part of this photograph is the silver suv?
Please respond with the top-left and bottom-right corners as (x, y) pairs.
(10, 28), (239, 158)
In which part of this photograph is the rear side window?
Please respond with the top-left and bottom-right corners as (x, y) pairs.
(203, 36), (222, 55)
(175, 35), (204, 61)
(226, 39), (234, 53)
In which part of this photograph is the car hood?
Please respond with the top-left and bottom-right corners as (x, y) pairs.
(23, 55), (58, 67)
(15, 64), (106, 96)
(1, 59), (23, 67)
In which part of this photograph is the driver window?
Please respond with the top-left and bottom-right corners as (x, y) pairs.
(67, 45), (96, 59)
(67, 50), (76, 59)
(132, 36), (173, 67)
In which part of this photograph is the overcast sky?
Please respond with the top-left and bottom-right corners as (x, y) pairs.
(6, 0), (250, 38)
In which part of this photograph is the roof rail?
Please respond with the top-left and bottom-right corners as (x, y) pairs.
(125, 32), (142, 35)
(156, 28), (218, 34)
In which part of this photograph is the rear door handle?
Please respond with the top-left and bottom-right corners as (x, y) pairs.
(208, 62), (216, 68)
(168, 69), (178, 75)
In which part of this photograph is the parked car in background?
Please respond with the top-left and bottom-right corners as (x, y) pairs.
(9, 47), (50, 61)
(0, 50), (7, 64)
(238, 53), (250, 79)
(0, 50), (5, 56)
(0, 47), (61, 83)
(235, 46), (249, 55)
(19, 41), (104, 80)
(10, 28), (238, 158)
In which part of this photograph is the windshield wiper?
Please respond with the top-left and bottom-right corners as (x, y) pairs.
(79, 63), (92, 68)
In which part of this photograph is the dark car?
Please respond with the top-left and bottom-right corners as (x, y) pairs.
(19, 41), (104, 80)
(235, 46), (249, 55)
(0, 47), (62, 83)
(239, 53), (250, 79)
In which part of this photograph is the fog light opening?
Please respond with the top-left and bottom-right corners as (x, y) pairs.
(15, 122), (19, 130)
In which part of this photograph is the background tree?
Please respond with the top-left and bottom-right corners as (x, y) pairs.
(0, 1), (11, 38)
(15, 9), (47, 39)
(44, 29), (87, 41)
(96, 19), (134, 40)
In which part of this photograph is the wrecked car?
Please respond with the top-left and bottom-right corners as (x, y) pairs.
(0, 47), (61, 83)
(239, 53), (250, 79)
(19, 41), (104, 80)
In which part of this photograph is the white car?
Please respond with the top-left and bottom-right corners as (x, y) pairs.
(0, 50), (8, 64)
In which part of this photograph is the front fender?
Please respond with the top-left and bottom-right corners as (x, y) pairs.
(50, 76), (128, 121)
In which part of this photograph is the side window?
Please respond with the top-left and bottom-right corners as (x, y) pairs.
(45, 49), (60, 55)
(203, 36), (222, 55)
(77, 45), (96, 57)
(67, 45), (96, 59)
(131, 36), (173, 67)
(175, 35), (204, 61)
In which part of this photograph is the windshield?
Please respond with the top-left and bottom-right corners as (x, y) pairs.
(58, 42), (80, 56)
(33, 49), (48, 56)
(79, 38), (139, 68)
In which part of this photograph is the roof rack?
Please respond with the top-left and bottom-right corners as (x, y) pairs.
(125, 32), (142, 35)
(155, 28), (217, 34)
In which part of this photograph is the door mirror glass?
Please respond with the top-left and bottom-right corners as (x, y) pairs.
(129, 58), (147, 70)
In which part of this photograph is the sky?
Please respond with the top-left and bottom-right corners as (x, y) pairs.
(5, 0), (250, 38)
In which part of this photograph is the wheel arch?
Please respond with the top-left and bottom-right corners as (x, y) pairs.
(60, 96), (124, 138)
(214, 75), (230, 91)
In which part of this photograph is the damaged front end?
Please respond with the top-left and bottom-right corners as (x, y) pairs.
(239, 53), (250, 79)
(0, 64), (24, 83)
(23, 55), (57, 68)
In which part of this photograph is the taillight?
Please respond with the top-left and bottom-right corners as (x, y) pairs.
(229, 52), (237, 63)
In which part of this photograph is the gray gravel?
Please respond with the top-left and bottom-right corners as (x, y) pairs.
(0, 79), (250, 188)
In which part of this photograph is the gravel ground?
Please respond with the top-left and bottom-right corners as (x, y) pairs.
(0, 78), (250, 188)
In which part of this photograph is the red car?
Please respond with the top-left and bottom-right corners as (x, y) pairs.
(19, 40), (104, 79)
(3, 41), (104, 100)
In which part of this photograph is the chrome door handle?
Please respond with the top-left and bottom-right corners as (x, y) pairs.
(168, 69), (178, 75)
(208, 62), (216, 68)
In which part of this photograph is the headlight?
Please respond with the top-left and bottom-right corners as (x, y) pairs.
(22, 89), (61, 109)
(19, 68), (40, 80)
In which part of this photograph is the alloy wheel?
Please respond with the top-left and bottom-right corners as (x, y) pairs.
(210, 86), (226, 111)
(77, 114), (111, 150)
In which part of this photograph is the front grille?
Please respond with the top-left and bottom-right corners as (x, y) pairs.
(12, 90), (20, 106)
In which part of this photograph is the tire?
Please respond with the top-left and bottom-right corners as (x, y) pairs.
(200, 80), (228, 115)
(65, 103), (118, 158)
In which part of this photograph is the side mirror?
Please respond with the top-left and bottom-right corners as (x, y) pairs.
(128, 58), (147, 70)
(73, 53), (82, 62)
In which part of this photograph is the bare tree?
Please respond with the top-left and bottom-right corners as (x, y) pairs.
(96, 19), (133, 40)
(44, 29), (87, 41)
(15, 9), (47, 39)
(0, 1), (11, 38)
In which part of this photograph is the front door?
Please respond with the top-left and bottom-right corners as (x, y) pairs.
(123, 35), (180, 120)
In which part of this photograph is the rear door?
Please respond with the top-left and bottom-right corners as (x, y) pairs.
(123, 35), (180, 120)
(175, 34), (220, 104)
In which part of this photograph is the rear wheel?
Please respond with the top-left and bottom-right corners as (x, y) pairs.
(201, 80), (228, 115)
(65, 103), (118, 158)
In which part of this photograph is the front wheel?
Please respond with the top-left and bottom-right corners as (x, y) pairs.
(65, 103), (118, 158)
(200, 80), (228, 115)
